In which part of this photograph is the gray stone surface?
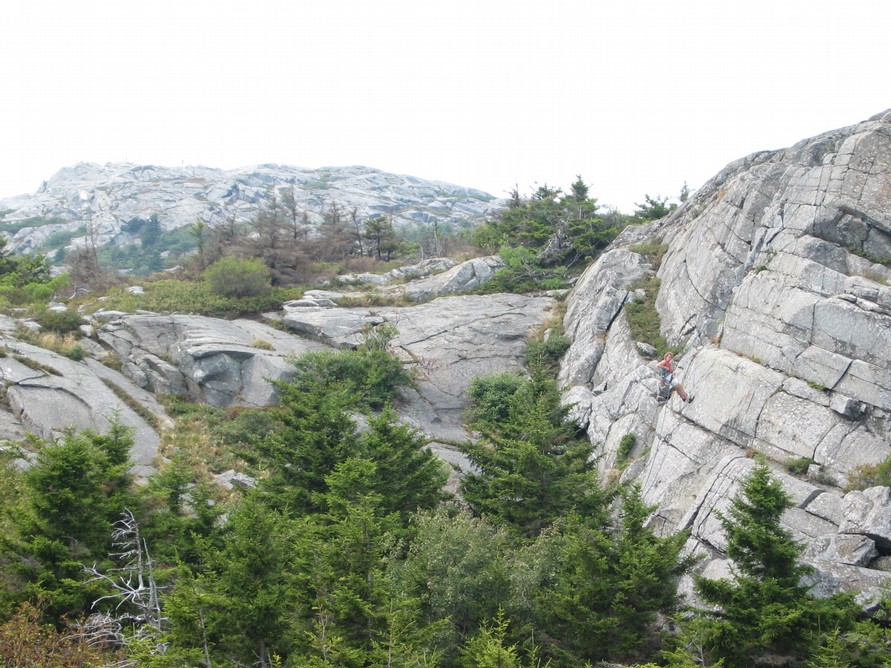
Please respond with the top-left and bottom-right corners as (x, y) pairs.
(96, 313), (330, 406)
(278, 292), (557, 444)
(559, 110), (891, 607)
(0, 338), (161, 478)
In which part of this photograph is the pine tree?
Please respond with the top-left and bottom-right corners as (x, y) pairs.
(361, 406), (449, 524)
(206, 495), (295, 666)
(460, 610), (522, 668)
(694, 460), (859, 667)
(255, 378), (359, 514)
(289, 458), (401, 663)
(11, 421), (136, 620)
(460, 366), (608, 537)
(526, 485), (689, 664)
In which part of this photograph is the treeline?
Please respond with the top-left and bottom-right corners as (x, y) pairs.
(66, 181), (480, 289)
(0, 325), (886, 667)
(62, 177), (682, 296)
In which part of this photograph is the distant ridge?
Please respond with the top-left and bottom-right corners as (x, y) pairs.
(0, 162), (503, 259)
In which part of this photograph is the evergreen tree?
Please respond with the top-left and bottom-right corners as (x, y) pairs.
(361, 406), (450, 524)
(254, 378), (359, 514)
(633, 194), (676, 221)
(693, 460), (859, 667)
(138, 452), (224, 565)
(471, 177), (618, 273)
(524, 485), (689, 664)
(288, 458), (402, 664)
(460, 366), (608, 537)
(364, 215), (399, 260)
(10, 421), (135, 620)
(203, 495), (295, 666)
(460, 610), (523, 668)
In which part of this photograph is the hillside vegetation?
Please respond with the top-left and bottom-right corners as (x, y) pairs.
(0, 175), (888, 667)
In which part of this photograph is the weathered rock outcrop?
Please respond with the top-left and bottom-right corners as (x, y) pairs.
(560, 110), (891, 607)
(0, 255), (543, 485)
(96, 313), (330, 407)
(0, 316), (163, 478)
(94, 292), (554, 471)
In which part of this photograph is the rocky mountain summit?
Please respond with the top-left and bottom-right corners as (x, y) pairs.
(1, 111), (890, 612)
(0, 162), (502, 256)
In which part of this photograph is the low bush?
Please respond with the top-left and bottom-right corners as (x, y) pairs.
(784, 456), (814, 476)
(525, 332), (570, 371)
(288, 348), (409, 411)
(847, 456), (891, 490)
(88, 279), (301, 318)
(617, 433), (636, 466)
(624, 275), (679, 359)
(34, 308), (83, 334)
(204, 256), (272, 298)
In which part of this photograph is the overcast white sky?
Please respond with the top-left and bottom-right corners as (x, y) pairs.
(1, 1), (888, 212)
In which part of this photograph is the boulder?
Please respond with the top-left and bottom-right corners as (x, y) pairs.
(386, 256), (505, 301)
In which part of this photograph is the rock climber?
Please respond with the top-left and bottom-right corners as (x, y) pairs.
(656, 352), (694, 403)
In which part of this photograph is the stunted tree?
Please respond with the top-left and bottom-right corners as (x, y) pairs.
(471, 176), (618, 273)
(279, 178), (310, 242)
(634, 194), (675, 221)
(248, 189), (308, 284)
(317, 200), (355, 262)
(364, 215), (399, 260)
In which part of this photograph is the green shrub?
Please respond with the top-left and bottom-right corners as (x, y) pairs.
(467, 372), (525, 429)
(624, 275), (678, 359)
(286, 342), (410, 412)
(65, 344), (86, 361)
(524, 332), (571, 371)
(617, 433), (636, 466)
(847, 456), (891, 490)
(204, 256), (271, 298)
(784, 457), (814, 475)
(35, 308), (84, 335)
(216, 408), (279, 448)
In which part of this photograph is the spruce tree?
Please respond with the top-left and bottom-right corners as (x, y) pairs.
(11, 421), (136, 620)
(460, 366), (608, 537)
(526, 484), (689, 664)
(360, 406), (449, 524)
(694, 460), (858, 667)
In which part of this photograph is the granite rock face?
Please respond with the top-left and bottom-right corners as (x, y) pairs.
(0, 321), (163, 479)
(96, 290), (555, 472)
(559, 110), (891, 607)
